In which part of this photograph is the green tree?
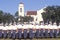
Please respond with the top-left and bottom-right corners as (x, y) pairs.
(0, 10), (3, 23)
(42, 6), (60, 26)
(15, 11), (19, 24)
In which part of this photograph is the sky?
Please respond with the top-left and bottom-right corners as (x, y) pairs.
(0, 0), (60, 15)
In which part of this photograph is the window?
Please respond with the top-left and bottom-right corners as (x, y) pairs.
(36, 18), (37, 21)
(20, 8), (22, 12)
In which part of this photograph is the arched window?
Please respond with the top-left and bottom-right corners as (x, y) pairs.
(20, 8), (22, 12)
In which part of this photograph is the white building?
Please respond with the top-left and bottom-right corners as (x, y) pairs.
(26, 11), (37, 23)
(18, 2), (24, 21)
(37, 8), (45, 24)
(18, 2), (45, 24)
(26, 8), (45, 24)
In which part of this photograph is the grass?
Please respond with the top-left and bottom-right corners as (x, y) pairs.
(0, 38), (60, 40)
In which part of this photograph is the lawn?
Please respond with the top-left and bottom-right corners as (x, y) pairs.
(0, 38), (60, 40)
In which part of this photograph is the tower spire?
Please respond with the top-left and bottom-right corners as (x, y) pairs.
(19, 2), (24, 4)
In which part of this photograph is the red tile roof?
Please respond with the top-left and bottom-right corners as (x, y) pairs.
(27, 11), (37, 15)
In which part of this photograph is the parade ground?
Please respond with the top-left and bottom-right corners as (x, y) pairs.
(0, 38), (60, 40)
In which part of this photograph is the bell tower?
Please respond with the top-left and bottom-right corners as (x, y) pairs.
(18, 2), (24, 21)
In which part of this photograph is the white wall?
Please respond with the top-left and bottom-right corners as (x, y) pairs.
(37, 8), (45, 24)
(26, 7), (45, 24)
(18, 4), (24, 17)
(26, 8), (45, 24)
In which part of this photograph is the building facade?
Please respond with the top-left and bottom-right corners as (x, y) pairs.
(26, 11), (37, 24)
(18, 2), (24, 21)
(26, 8), (45, 24)
(18, 2), (45, 24)
(37, 8), (45, 24)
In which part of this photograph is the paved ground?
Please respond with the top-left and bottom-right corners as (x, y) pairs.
(0, 38), (60, 40)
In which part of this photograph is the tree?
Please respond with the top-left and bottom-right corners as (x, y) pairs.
(2, 12), (15, 25)
(20, 16), (34, 23)
(42, 6), (60, 26)
(0, 10), (3, 23)
(15, 11), (18, 17)
(15, 11), (19, 24)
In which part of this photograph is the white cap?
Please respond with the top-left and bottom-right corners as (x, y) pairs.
(7, 25), (17, 30)
(43, 25), (49, 29)
(35, 25), (40, 29)
(2, 26), (8, 30)
(0, 26), (4, 30)
(17, 24), (23, 29)
(22, 25), (29, 29)
(28, 25), (34, 29)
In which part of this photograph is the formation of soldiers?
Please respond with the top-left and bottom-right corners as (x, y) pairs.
(0, 24), (60, 40)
